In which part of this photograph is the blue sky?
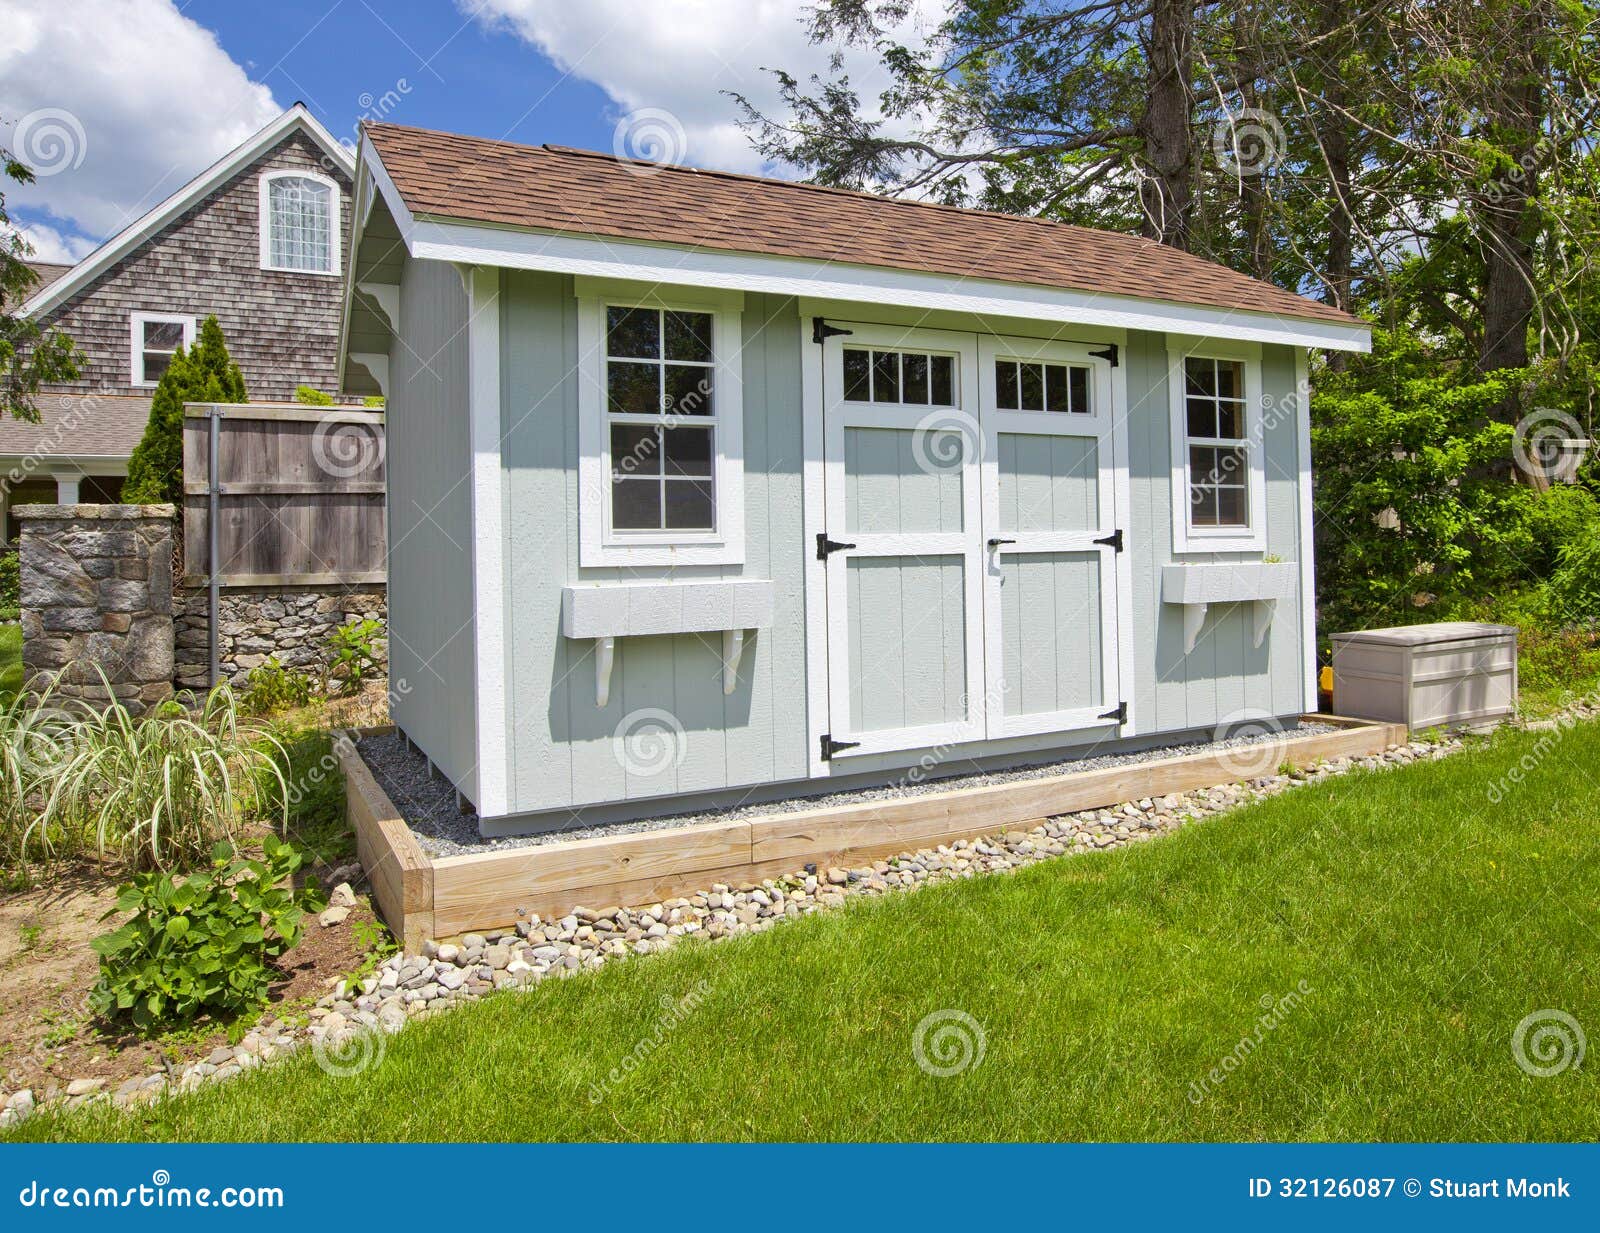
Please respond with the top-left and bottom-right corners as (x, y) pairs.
(0, 0), (942, 264)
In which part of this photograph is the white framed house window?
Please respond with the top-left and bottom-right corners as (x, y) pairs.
(129, 311), (196, 387)
(576, 282), (744, 566)
(259, 170), (340, 275)
(1168, 339), (1267, 553)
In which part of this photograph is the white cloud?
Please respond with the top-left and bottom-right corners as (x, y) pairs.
(4, 220), (98, 265)
(0, 0), (280, 248)
(462, 0), (947, 174)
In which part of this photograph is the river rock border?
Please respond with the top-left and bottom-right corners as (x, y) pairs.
(0, 732), (1475, 1129)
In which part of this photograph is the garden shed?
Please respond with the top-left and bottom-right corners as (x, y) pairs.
(339, 121), (1371, 837)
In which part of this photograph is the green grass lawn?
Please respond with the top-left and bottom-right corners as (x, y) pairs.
(13, 721), (1600, 1142)
(0, 624), (21, 699)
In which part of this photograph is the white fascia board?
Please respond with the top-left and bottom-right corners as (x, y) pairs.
(402, 219), (1372, 353)
(22, 105), (356, 320)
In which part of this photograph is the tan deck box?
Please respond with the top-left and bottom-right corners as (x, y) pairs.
(1331, 621), (1517, 732)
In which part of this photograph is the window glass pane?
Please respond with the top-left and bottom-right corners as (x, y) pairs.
(612, 478), (661, 530)
(1213, 445), (1248, 486)
(606, 306), (660, 358)
(871, 350), (900, 403)
(1215, 400), (1246, 439)
(143, 352), (174, 383)
(1216, 485), (1248, 526)
(843, 349), (870, 401)
(664, 310), (713, 363)
(1190, 486), (1219, 526)
(1019, 362), (1044, 411)
(664, 364), (713, 415)
(930, 355), (954, 406)
(1044, 364), (1070, 413)
(1215, 360), (1243, 401)
(610, 424), (661, 477)
(1186, 398), (1216, 439)
(995, 360), (1019, 410)
(1190, 445), (1218, 484)
(664, 480), (714, 530)
(1069, 365), (1089, 413)
(267, 176), (332, 272)
(903, 353), (930, 405)
(664, 425), (713, 476)
(143, 320), (184, 349)
(1185, 357), (1216, 397)
(607, 361), (660, 413)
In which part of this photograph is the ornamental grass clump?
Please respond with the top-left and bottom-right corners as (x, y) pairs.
(44, 680), (291, 872)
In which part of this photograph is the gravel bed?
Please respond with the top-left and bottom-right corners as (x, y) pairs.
(360, 720), (1339, 858)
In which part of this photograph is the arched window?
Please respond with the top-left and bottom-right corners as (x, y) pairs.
(259, 170), (339, 274)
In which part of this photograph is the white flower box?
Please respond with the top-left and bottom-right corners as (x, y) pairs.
(1161, 561), (1298, 653)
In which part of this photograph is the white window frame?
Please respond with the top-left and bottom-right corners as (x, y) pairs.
(1168, 336), (1267, 553)
(576, 280), (745, 567)
(258, 169), (341, 276)
(128, 311), (196, 387)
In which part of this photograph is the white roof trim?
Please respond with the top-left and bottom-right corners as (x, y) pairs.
(21, 104), (355, 320)
(354, 136), (1370, 354)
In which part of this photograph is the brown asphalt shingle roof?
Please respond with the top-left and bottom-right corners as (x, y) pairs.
(0, 393), (151, 459)
(365, 122), (1359, 329)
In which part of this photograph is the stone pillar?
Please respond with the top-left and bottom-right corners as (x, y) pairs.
(17, 504), (176, 714)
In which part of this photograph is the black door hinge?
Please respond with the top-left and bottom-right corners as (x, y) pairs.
(820, 734), (861, 761)
(813, 317), (853, 345)
(1093, 528), (1124, 552)
(1098, 701), (1127, 724)
(816, 532), (857, 560)
(1089, 343), (1119, 367)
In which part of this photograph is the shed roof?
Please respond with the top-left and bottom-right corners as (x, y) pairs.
(364, 122), (1357, 330)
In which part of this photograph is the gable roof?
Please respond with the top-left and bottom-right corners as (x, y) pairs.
(361, 122), (1360, 338)
(20, 104), (355, 320)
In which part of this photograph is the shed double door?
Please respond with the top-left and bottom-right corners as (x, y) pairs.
(819, 322), (1122, 759)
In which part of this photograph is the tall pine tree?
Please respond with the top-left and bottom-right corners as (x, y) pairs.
(122, 315), (246, 504)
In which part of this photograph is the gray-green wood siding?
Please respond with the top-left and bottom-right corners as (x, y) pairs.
(397, 270), (1312, 816)
(387, 258), (477, 796)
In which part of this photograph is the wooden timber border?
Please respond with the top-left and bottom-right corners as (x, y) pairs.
(338, 715), (1409, 952)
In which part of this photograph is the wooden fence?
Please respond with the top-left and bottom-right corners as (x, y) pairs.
(182, 402), (386, 586)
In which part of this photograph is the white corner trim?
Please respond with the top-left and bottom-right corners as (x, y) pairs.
(1295, 348), (1318, 710)
(22, 105), (353, 320)
(466, 266), (508, 818)
(1167, 340), (1269, 555)
(575, 294), (746, 567)
(258, 168), (342, 276)
(128, 311), (195, 387)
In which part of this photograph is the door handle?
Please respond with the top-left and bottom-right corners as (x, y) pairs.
(987, 537), (1016, 549)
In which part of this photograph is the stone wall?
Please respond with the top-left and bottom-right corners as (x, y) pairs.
(17, 505), (175, 712)
(174, 584), (387, 690)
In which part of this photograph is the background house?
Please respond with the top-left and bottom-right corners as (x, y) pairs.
(2, 104), (355, 537)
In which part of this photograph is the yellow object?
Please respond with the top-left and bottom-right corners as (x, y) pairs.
(1319, 665), (1334, 695)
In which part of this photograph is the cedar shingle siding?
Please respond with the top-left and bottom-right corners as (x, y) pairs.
(37, 132), (352, 401)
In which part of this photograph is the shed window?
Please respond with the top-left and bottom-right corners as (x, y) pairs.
(260, 171), (338, 274)
(605, 306), (717, 532)
(129, 312), (195, 386)
(1181, 357), (1250, 528)
(994, 359), (1090, 413)
(842, 347), (955, 406)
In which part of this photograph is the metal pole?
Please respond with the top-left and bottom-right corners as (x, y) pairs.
(208, 406), (220, 689)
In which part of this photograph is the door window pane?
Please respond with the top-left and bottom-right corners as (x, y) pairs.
(871, 350), (900, 403)
(843, 349), (870, 401)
